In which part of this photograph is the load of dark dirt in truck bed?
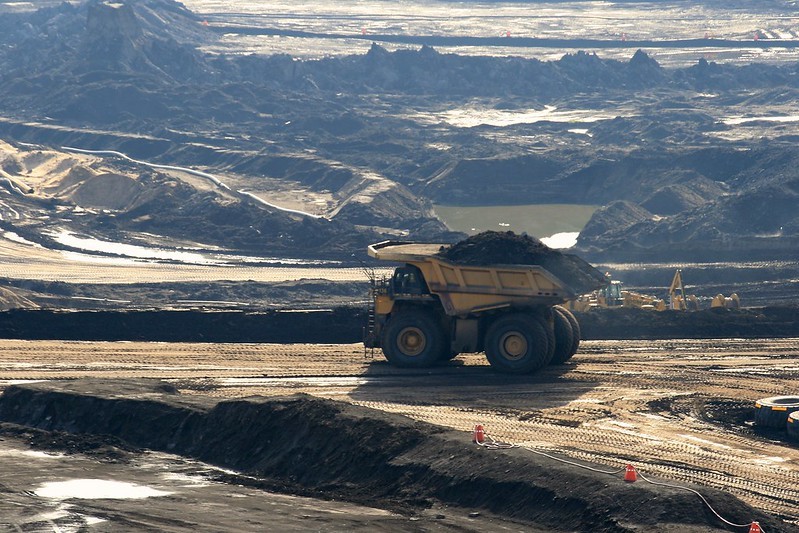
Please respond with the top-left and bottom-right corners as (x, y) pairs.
(437, 231), (608, 295)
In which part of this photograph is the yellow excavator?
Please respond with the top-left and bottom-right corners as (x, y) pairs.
(667, 269), (699, 310)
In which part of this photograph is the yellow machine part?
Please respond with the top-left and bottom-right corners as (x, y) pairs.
(711, 293), (741, 309)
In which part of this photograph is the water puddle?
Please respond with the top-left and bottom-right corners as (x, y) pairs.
(35, 479), (173, 500)
(161, 472), (213, 487)
(217, 376), (371, 387)
(723, 114), (799, 125)
(421, 105), (625, 128)
(2, 231), (41, 247)
(0, 448), (64, 459)
(541, 231), (579, 249)
(49, 229), (340, 266)
(433, 203), (597, 243)
(51, 230), (211, 264)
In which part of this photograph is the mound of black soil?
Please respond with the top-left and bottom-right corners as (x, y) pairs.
(0, 422), (136, 462)
(2, 306), (799, 343)
(437, 231), (608, 295)
(0, 308), (365, 343)
(578, 201), (653, 240)
(0, 379), (787, 532)
(576, 306), (799, 340)
(577, 169), (799, 262)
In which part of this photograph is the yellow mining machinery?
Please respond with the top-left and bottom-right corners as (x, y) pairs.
(364, 241), (606, 374)
(568, 277), (665, 311)
(570, 269), (740, 312)
(667, 269), (699, 310)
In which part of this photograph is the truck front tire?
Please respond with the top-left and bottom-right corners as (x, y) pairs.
(485, 313), (552, 373)
(382, 310), (446, 368)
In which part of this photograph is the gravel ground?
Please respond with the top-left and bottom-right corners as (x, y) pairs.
(0, 338), (797, 531)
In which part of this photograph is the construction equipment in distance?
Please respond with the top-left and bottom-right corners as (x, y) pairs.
(667, 269), (740, 309)
(568, 278), (666, 311)
(711, 292), (741, 309)
(667, 269), (699, 310)
(569, 269), (740, 311)
(364, 241), (606, 374)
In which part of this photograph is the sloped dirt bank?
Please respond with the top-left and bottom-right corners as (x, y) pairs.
(0, 308), (365, 343)
(0, 306), (798, 343)
(575, 306), (799, 340)
(0, 379), (788, 532)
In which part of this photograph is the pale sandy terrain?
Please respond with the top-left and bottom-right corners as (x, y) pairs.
(0, 337), (797, 527)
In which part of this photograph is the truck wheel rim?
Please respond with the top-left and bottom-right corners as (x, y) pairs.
(397, 327), (426, 356)
(499, 331), (527, 360)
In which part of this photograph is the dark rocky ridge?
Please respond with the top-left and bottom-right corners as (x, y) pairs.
(0, 0), (796, 267)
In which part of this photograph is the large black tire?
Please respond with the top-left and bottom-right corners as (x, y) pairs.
(788, 411), (799, 441)
(484, 313), (552, 374)
(550, 307), (575, 365)
(536, 311), (556, 362)
(381, 310), (446, 368)
(553, 305), (580, 363)
(754, 396), (799, 429)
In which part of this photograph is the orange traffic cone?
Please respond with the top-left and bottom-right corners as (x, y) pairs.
(473, 424), (485, 444)
(749, 522), (762, 533)
(624, 464), (637, 482)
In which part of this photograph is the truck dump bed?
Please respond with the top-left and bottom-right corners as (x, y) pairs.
(368, 241), (605, 316)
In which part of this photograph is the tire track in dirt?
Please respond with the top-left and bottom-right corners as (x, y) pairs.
(1, 338), (798, 521)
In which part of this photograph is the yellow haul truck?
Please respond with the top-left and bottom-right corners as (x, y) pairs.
(364, 241), (606, 374)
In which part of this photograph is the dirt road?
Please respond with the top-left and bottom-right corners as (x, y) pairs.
(0, 337), (798, 527)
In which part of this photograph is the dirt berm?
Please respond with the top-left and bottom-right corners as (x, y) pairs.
(1, 306), (799, 342)
(0, 379), (787, 532)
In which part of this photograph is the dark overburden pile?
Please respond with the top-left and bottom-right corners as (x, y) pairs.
(438, 231), (551, 265)
(437, 231), (607, 295)
(2, 305), (799, 342)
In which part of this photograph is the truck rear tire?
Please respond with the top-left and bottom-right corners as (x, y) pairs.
(561, 306), (581, 356)
(485, 313), (551, 374)
(551, 305), (580, 364)
(382, 310), (446, 368)
(551, 308), (574, 365)
(536, 311), (556, 362)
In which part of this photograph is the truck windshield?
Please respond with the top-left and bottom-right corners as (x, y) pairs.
(392, 266), (428, 295)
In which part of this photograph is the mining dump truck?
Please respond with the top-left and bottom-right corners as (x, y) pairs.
(364, 240), (607, 374)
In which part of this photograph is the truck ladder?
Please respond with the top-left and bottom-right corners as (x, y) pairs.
(363, 268), (378, 358)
